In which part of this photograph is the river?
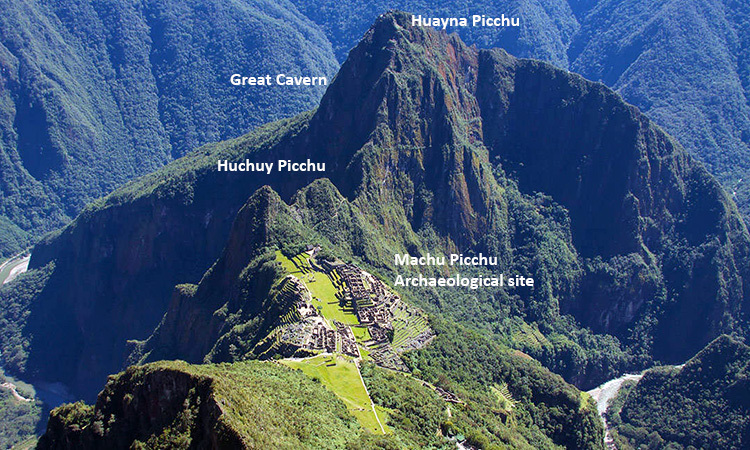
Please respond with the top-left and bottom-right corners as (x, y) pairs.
(587, 373), (644, 449)
(0, 253), (30, 285)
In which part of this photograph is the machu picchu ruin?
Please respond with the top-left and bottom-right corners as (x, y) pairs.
(267, 249), (435, 372)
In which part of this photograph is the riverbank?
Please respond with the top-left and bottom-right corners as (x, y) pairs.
(0, 382), (32, 403)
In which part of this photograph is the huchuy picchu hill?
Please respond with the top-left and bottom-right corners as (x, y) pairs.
(127, 183), (434, 370)
(1, 10), (749, 448)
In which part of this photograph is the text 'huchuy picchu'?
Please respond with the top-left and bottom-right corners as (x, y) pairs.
(217, 159), (325, 173)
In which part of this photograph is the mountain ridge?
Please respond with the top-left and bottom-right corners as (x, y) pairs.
(293, 0), (750, 222)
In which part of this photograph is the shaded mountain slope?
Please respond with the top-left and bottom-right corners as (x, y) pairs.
(2, 12), (748, 402)
(0, 0), (337, 257)
(477, 51), (750, 361)
(570, 0), (750, 222)
(607, 335), (750, 449)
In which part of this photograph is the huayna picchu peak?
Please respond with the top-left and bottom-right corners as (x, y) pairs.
(1, 10), (748, 449)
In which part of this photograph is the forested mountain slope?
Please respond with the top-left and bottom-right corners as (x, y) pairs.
(0, 0), (337, 257)
(571, 0), (750, 221)
(2, 12), (747, 404)
(36, 351), (604, 449)
(36, 361), (363, 450)
(607, 335), (750, 449)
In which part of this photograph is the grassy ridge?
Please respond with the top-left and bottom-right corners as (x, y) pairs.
(37, 360), (363, 449)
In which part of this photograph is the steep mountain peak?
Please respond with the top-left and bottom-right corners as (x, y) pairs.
(309, 11), (501, 249)
(317, 10), (482, 131)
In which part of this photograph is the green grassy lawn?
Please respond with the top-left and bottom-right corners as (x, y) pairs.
(276, 250), (302, 275)
(351, 326), (371, 342)
(374, 405), (391, 430)
(511, 323), (550, 352)
(282, 355), (388, 433)
(308, 276), (358, 326)
(276, 251), (358, 326)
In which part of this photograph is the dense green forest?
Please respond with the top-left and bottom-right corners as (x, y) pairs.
(39, 332), (605, 450)
(37, 357), (603, 449)
(0, 372), (42, 449)
(0, 0), (337, 258)
(399, 319), (603, 449)
(0, 390), (41, 449)
(607, 335), (750, 450)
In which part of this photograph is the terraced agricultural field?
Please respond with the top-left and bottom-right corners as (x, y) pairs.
(391, 305), (430, 350)
(511, 323), (550, 351)
(491, 382), (517, 412)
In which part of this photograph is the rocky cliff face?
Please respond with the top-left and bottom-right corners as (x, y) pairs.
(5, 12), (749, 398)
(476, 48), (750, 361)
